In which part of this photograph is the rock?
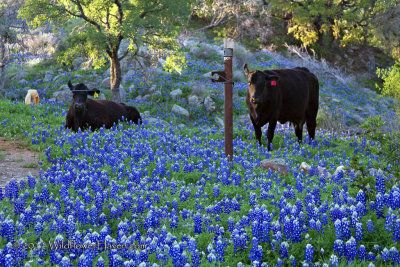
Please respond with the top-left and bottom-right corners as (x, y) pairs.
(192, 83), (208, 98)
(103, 68), (110, 78)
(145, 85), (157, 95)
(182, 38), (197, 48)
(119, 85), (126, 101)
(204, 96), (216, 113)
(203, 72), (212, 78)
(300, 162), (311, 172)
(142, 95), (150, 101)
(72, 57), (84, 69)
(53, 90), (72, 103)
(146, 90), (161, 99)
(118, 39), (130, 58)
(102, 77), (110, 88)
(260, 158), (289, 175)
(215, 117), (224, 128)
(14, 69), (27, 81)
(52, 74), (64, 83)
(18, 79), (28, 85)
(82, 58), (93, 70)
(172, 104), (189, 118)
(170, 89), (183, 99)
(317, 166), (330, 177)
(333, 165), (346, 177)
(158, 58), (166, 67)
(188, 95), (201, 107)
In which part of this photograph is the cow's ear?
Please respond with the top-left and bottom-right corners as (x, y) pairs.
(266, 75), (280, 81)
(68, 80), (74, 90)
(243, 63), (250, 76)
(88, 89), (100, 96)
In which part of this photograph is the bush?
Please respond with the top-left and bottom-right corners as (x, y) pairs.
(376, 62), (400, 100)
(361, 115), (385, 140)
(361, 115), (400, 176)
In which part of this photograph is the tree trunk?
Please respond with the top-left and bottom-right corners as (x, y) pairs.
(0, 40), (6, 93)
(0, 67), (5, 94)
(110, 50), (122, 102)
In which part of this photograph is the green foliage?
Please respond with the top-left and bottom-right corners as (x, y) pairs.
(361, 116), (385, 139)
(361, 115), (400, 175)
(19, 0), (194, 68)
(268, 0), (398, 54)
(163, 53), (187, 74)
(376, 61), (400, 100)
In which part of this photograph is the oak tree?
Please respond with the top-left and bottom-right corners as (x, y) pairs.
(20, 0), (192, 101)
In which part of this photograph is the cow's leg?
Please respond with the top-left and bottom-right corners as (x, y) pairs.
(250, 116), (262, 146)
(266, 121), (277, 151)
(294, 122), (303, 143)
(306, 117), (317, 140)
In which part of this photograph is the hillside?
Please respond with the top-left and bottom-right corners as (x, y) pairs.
(0, 33), (399, 266)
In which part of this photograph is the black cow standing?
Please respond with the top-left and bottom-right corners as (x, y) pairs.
(65, 81), (141, 132)
(244, 64), (319, 151)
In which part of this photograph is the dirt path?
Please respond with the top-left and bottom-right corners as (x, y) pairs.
(0, 138), (39, 189)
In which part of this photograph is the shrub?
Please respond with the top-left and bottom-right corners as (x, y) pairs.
(376, 62), (400, 100)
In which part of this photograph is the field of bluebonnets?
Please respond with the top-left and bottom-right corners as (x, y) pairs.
(0, 39), (399, 266)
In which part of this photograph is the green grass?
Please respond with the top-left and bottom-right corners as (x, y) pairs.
(22, 162), (39, 168)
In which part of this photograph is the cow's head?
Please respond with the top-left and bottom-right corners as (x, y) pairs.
(68, 81), (100, 113)
(244, 64), (280, 106)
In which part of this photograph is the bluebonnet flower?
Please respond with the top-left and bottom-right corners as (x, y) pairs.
(193, 213), (202, 234)
(333, 239), (344, 257)
(355, 222), (363, 241)
(304, 244), (313, 263)
(366, 219), (374, 233)
(207, 252), (216, 263)
(345, 237), (357, 262)
(381, 247), (390, 262)
(289, 255), (297, 266)
(341, 218), (351, 240)
(215, 236), (227, 262)
(393, 219), (400, 242)
(358, 245), (366, 260)
(249, 237), (263, 263)
(192, 249), (201, 267)
(292, 219), (301, 243)
(4, 254), (14, 267)
(279, 242), (289, 259)
(389, 246), (400, 264)
(60, 256), (72, 267)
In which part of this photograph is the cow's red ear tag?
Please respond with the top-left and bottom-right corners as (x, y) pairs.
(271, 80), (277, 87)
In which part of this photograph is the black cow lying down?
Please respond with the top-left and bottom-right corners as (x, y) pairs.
(65, 81), (141, 132)
(244, 64), (319, 151)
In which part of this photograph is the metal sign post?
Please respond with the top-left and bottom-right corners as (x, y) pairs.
(211, 39), (234, 161)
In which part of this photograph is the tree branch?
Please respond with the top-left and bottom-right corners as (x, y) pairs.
(114, 0), (123, 25)
(139, 1), (162, 18)
(118, 49), (129, 61)
(69, 0), (102, 32)
(105, 6), (111, 29)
